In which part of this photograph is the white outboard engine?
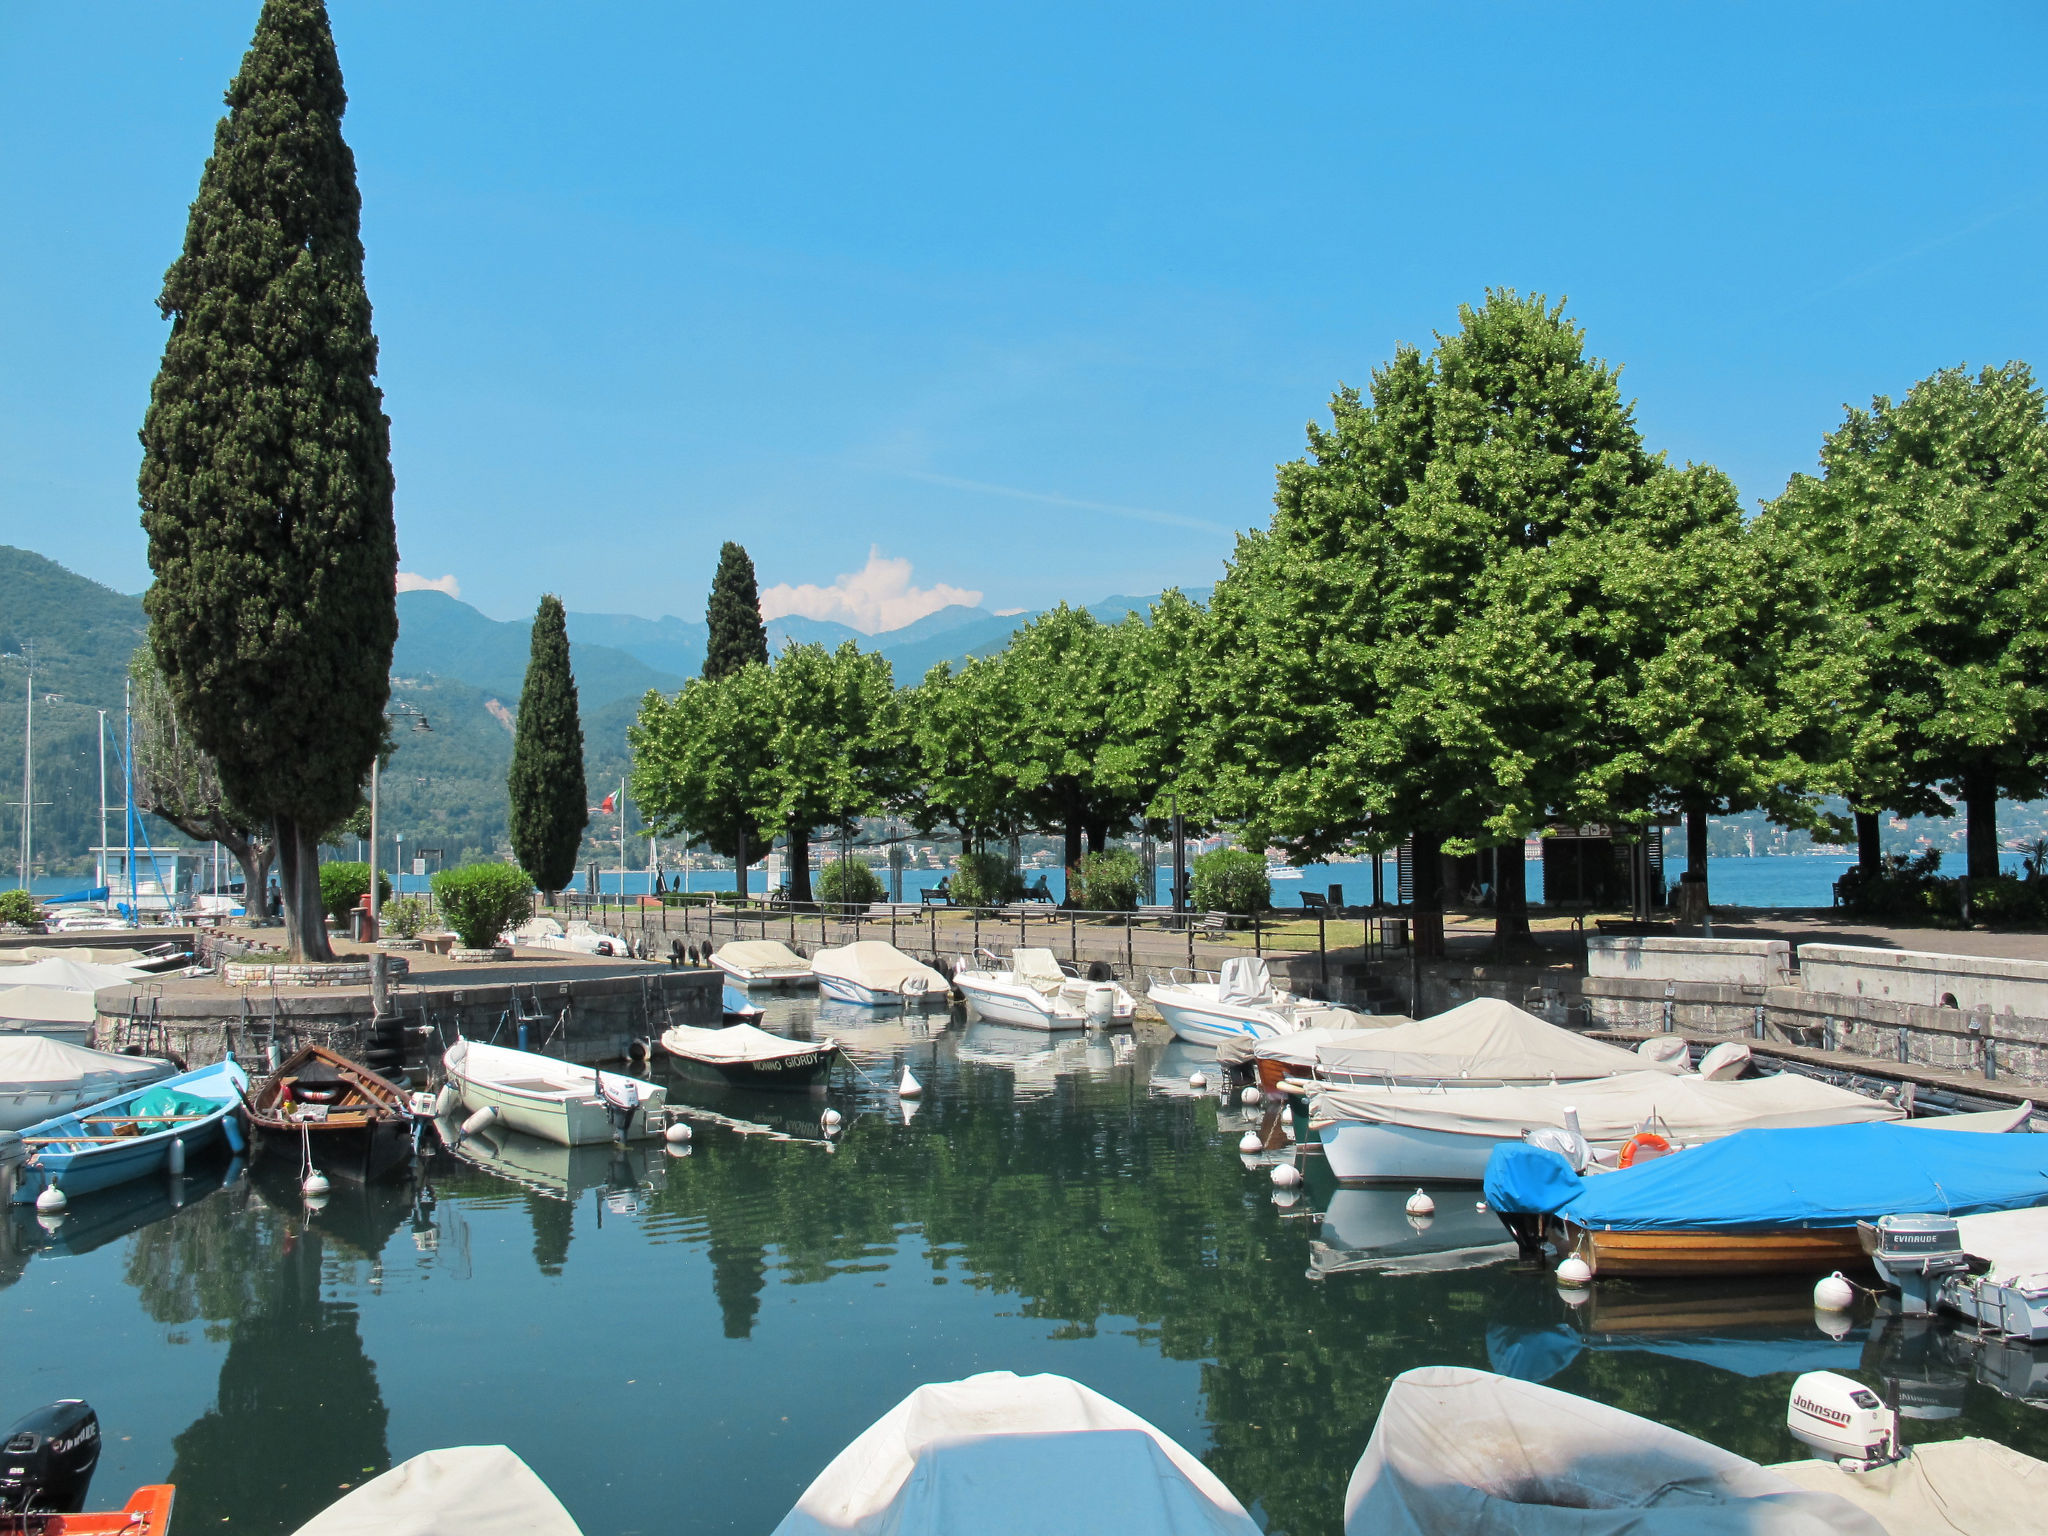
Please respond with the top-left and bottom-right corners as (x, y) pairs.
(598, 1074), (641, 1143)
(1862, 1214), (1973, 1317)
(1787, 1372), (1901, 1469)
(1084, 983), (1117, 1027)
(0, 1400), (101, 1513)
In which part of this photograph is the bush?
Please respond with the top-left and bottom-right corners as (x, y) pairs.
(0, 888), (40, 927)
(1834, 849), (1945, 920)
(1963, 873), (2046, 927)
(1076, 848), (1141, 911)
(430, 863), (534, 950)
(816, 858), (884, 907)
(1191, 847), (1269, 916)
(318, 861), (391, 924)
(952, 851), (1024, 909)
(382, 895), (429, 939)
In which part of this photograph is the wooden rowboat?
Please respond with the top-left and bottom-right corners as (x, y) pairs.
(243, 1045), (416, 1183)
(1549, 1217), (1869, 1278)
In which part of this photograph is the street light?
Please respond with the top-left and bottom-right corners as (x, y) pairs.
(369, 705), (431, 930)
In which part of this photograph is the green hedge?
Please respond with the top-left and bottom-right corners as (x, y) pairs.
(0, 889), (39, 927)
(430, 863), (534, 950)
(1076, 848), (1141, 911)
(817, 858), (884, 907)
(1191, 847), (1269, 916)
(319, 861), (391, 923)
(953, 851), (1024, 909)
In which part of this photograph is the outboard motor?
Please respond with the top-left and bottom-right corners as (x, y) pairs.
(1862, 1214), (1978, 1317)
(598, 1073), (640, 1143)
(1786, 1372), (1901, 1470)
(0, 1400), (101, 1513)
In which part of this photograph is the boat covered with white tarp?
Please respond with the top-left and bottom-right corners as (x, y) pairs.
(0, 984), (101, 1046)
(772, 1370), (1259, 1536)
(713, 939), (817, 986)
(1772, 1436), (2048, 1536)
(1345, 1366), (1884, 1535)
(810, 941), (948, 1007)
(291, 1444), (582, 1536)
(0, 1035), (176, 1131)
(1311, 1068), (1903, 1182)
(1284, 997), (1680, 1088)
(0, 955), (151, 992)
(660, 1022), (838, 1087)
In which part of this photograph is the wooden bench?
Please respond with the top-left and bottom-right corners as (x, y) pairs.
(1299, 891), (1331, 913)
(919, 880), (953, 906)
(1020, 876), (1055, 905)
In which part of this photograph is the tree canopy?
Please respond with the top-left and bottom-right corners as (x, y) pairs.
(507, 595), (587, 894)
(704, 542), (769, 681)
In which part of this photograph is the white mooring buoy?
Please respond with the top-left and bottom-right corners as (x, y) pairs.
(1188, 1072), (1208, 1090)
(435, 1083), (461, 1118)
(899, 1069), (923, 1098)
(1239, 1086), (1261, 1108)
(1270, 1161), (1302, 1189)
(821, 1108), (843, 1133)
(1237, 1130), (1263, 1155)
(1813, 1271), (1856, 1312)
(167, 1138), (186, 1177)
(1405, 1188), (1434, 1217)
(460, 1106), (500, 1139)
(34, 1184), (66, 1214)
(302, 1170), (331, 1200)
(664, 1121), (693, 1144)
(1555, 1255), (1593, 1286)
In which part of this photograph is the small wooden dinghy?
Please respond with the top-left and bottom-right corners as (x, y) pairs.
(661, 1024), (836, 1088)
(10, 1060), (248, 1206)
(443, 1040), (665, 1147)
(1344, 1366), (1883, 1534)
(243, 1045), (416, 1182)
(772, 1371), (1259, 1536)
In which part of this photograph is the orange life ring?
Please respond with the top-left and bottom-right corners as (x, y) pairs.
(1619, 1131), (1672, 1168)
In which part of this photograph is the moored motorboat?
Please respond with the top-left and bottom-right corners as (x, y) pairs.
(242, 1044), (416, 1181)
(1146, 957), (1323, 1047)
(1484, 1121), (2048, 1279)
(952, 947), (1135, 1030)
(10, 1059), (248, 1205)
(0, 1037), (175, 1132)
(1863, 1206), (2048, 1342)
(288, 1444), (581, 1536)
(660, 1023), (837, 1088)
(772, 1371), (1259, 1536)
(0, 1399), (176, 1535)
(442, 1040), (664, 1146)
(1312, 1069), (1902, 1183)
(721, 984), (765, 1021)
(713, 939), (816, 986)
(1343, 1366), (1882, 1534)
(810, 941), (947, 1008)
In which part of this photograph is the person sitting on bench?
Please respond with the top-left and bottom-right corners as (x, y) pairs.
(1022, 875), (1055, 904)
(920, 877), (952, 905)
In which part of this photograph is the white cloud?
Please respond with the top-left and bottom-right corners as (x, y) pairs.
(759, 547), (982, 635)
(396, 571), (461, 598)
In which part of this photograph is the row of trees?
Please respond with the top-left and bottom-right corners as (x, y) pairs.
(631, 294), (2048, 938)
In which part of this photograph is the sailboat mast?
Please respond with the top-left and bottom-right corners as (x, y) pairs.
(125, 676), (136, 923)
(97, 710), (109, 900)
(16, 657), (29, 889)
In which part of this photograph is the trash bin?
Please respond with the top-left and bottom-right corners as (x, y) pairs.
(1377, 916), (1409, 948)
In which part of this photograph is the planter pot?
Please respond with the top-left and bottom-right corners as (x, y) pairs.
(449, 946), (514, 963)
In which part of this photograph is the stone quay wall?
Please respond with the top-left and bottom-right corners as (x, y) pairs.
(94, 964), (723, 1074)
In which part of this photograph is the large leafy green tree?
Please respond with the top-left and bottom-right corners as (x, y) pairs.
(704, 542), (769, 681)
(763, 643), (903, 903)
(1000, 605), (1138, 882)
(1763, 363), (2048, 879)
(631, 665), (775, 899)
(506, 595), (587, 895)
(904, 658), (1024, 857)
(129, 649), (274, 906)
(137, 0), (396, 960)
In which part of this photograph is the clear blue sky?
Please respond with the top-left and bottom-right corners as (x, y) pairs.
(3, 3), (2044, 628)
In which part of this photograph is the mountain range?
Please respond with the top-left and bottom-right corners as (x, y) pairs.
(0, 544), (1202, 871)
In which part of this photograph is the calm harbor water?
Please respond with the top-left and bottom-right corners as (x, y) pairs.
(6, 994), (2047, 1534)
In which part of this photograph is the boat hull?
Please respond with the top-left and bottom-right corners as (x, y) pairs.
(712, 957), (815, 988)
(12, 1061), (248, 1204)
(815, 973), (943, 1008)
(666, 1046), (836, 1089)
(450, 1072), (663, 1147)
(1318, 1117), (1498, 1183)
(1552, 1219), (1869, 1278)
(251, 1115), (415, 1182)
(956, 981), (1078, 1031)
(1149, 993), (1288, 1048)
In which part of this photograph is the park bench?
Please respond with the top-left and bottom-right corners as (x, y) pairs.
(1299, 890), (1331, 914)
(1021, 875), (1055, 904)
(920, 878), (953, 906)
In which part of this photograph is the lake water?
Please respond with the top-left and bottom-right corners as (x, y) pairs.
(5, 993), (2045, 1533)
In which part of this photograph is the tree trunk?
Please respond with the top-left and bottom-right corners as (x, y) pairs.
(735, 826), (750, 903)
(1855, 811), (1882, 879)
(1493, 840), (1530, 946)
(273, 815), (334, 963)
(787, 825), (812, 904)
(222, 831), (271, 915)
(1083, 819), (1109, 857)
(1062, 812), (1083, 899)
(1411, 831), (1445, 959)
(1965, 766), (2000, 879)
(1687, 805), (1709, 882)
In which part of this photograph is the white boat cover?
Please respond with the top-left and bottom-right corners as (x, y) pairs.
(1010, 947), (1068, 990)
(0, 985), (98, 1026)
(1310, 1070), (1902, 1145)
(1771, 1437), (2048, 1536)
(719, 939), (813, 973)
(1218, 956), (1272, 1005)
(663, 1023), (827, 1064)
(1345, 1367), (1884, 1536)
(8, 946), (152, 965)
(1242, 1018), (1412, 1071)
(812, 941), (947, 996)
(773, 1371), (1258, 1536)
(1637, 1034), (1691, 1066)
(1954, 1206), (2048, 1292)
(292, 1444), (582, 1536)
(0, 956), (147, 993)
(0, 1036), (172, 1092)
(1902, 1102), (2036, 1133)
(1311, 997), (1681, 1083)
(1697, 1041), (1752, 1080)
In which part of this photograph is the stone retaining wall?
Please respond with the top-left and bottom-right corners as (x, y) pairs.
(1586, 935), (1792, 987)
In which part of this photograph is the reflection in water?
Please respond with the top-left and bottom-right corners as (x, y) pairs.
(0, 990), (2044, 1536)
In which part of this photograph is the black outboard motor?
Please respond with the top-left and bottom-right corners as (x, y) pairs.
(0, 1400), (100, 1513)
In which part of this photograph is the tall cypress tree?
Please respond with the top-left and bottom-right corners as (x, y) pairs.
(507, 596), (588, 895)
(703, 542), (769, 680)
(138, 0), (395, 961)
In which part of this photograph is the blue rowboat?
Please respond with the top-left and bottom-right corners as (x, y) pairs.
(11, 1058), (249, 1205)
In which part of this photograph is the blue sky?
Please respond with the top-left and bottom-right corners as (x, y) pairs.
(3, 3), (2045, 629)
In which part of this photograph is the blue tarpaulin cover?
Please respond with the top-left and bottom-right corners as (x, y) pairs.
(1483, 1123), (2048, 1232)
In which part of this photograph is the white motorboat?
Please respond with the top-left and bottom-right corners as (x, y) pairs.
(772, 1371), (1259, 1536)
(0, 985), (100, 1047)
(660, 1022), (838, 1088)
(1147, 957), (1330, 1047)
(811, 940), (948, 1008)
(1312, 1069), (1904, 1183)
(1345, 1366), (1882, 1535)
(0, 1036), (176, 1131)
(509, 916), (630, 956)
(1266, 996), (1684, 1089)
(442, 1039), (666, 1146)
(292, 1444), (582, 1536)
(953, 947), (1135, 1029)
(712, 938), (817, 986)
(1864, 1207), (2048, 1343)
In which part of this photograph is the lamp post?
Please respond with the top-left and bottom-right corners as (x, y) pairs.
(367, 705), (430, 1010)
